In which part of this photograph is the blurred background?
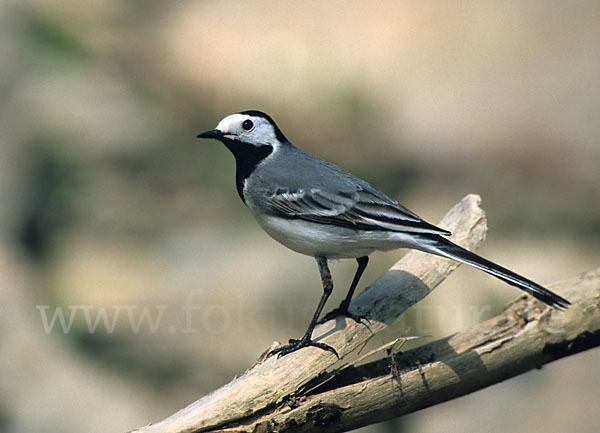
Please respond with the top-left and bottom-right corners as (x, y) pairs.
(1, 1), (599, 432)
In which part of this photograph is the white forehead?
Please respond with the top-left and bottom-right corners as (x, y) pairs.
(215, 113), (280, 145)
(216, 113), (249, 132)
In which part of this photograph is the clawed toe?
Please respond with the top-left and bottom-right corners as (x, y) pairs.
(268, 337), (339, 359)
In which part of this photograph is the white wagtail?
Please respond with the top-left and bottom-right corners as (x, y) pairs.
(197, 110), (570, 357)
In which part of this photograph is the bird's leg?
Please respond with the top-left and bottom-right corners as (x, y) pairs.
(318, 256), (370, 325)
(269, 256), (338, 358)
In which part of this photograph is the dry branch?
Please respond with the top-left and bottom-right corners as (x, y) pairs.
(130, 195), (598, 433)
(232, 268), (599, 432)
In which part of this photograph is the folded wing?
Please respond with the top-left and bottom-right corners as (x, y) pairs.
(269, 187), (450, 235)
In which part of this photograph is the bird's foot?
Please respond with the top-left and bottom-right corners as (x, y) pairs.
(317, 302), (370, 327)
(268, 336), (339, 359)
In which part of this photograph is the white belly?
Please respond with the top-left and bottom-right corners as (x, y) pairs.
(250, 212), (418, 259)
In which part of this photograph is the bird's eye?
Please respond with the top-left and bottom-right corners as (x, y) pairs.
(242, 119), (254, 131)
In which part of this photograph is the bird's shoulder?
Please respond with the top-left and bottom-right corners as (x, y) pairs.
(253, 144), (375, 194)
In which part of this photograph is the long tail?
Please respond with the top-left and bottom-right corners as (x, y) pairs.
(416, 235), (570, 309)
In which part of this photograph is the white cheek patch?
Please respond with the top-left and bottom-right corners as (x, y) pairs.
(249, 123), (281, 149)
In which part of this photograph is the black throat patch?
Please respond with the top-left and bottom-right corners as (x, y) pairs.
(220, 138), (273, 202)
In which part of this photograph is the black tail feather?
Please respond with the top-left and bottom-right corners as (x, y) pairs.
(421, 235), (571, 309)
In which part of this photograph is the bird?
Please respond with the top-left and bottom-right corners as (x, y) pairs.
(197, 110), (570, 358)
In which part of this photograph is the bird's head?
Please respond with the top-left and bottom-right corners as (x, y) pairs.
(197, 110), (288, 148)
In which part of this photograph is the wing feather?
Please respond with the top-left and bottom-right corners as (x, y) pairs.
(268, 187), (450, 235)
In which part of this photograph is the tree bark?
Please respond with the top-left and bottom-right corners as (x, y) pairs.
(130, 195), (598, 433)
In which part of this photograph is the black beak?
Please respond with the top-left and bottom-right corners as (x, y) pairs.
(197, 129), (224, 140)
